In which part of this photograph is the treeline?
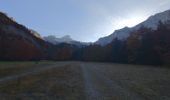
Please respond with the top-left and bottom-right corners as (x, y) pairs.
(0, 10), (170, 66)
(57, 21), (170, 66)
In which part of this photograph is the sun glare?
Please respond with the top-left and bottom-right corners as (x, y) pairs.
(113, 16), (147, 29)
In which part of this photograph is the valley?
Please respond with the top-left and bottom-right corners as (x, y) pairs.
(0, 1), (170, 100)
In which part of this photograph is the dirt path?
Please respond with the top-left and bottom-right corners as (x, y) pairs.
(81, 64), (103, 100)
(81, 63), (143, 100)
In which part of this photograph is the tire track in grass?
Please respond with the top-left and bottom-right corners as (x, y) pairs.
(81, 64), (106, 100)
(81, 63), (144, 100)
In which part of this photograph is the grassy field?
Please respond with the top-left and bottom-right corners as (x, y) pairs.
(0, 61), (170, 100)
(85, 63), (170, 100)
(0, 61), (85, 100)
(0, 61), (56, 78)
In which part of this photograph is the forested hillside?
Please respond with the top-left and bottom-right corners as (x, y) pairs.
(81, 21), (170, 66)
(0, 11), (170, 66)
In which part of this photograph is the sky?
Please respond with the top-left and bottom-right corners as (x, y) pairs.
(0, 0), (170, 42)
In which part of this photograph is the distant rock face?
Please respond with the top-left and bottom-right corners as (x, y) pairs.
(43, 35), (73, 44)
(61, 35), (73, 42)
(43, 35), (91, 47)
(137, 9), (170, 29)
(96, 27), (133, 45)
(0, 12), (45, 60)
(95, 9), (170, 46)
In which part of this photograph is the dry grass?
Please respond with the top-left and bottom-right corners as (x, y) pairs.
(90, 63), (170, 100)
(1, 61), (170, 100)
(0, 62), (85, 100)
(0, 61), (55, 78)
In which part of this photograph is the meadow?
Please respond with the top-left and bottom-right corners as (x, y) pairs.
(0, 61), (170, 100)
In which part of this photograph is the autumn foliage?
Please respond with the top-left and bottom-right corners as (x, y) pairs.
(1, 12), (170, 66)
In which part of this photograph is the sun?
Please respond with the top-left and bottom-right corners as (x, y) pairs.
(112, 16), (147, 29)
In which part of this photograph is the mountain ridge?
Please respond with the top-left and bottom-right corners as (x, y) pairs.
(95, 9), (170, 45)
(0, 12), (46, 60)
(0, 9), (170, 65)
(44, 35), (91, 46)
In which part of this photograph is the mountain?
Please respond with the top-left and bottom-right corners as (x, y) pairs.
(0, 12), (46, 60)
(82, 18), (170, 65)
(44, 35), (73, 44)
(0, 12), (88, 60)
(96, 9), (170, 45)
(1, 9), (170, 65)
(96, 27), (133, 45)
(44, 35), (91, 47)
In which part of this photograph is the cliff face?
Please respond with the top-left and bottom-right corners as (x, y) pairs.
(0, 12), (44, 60)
